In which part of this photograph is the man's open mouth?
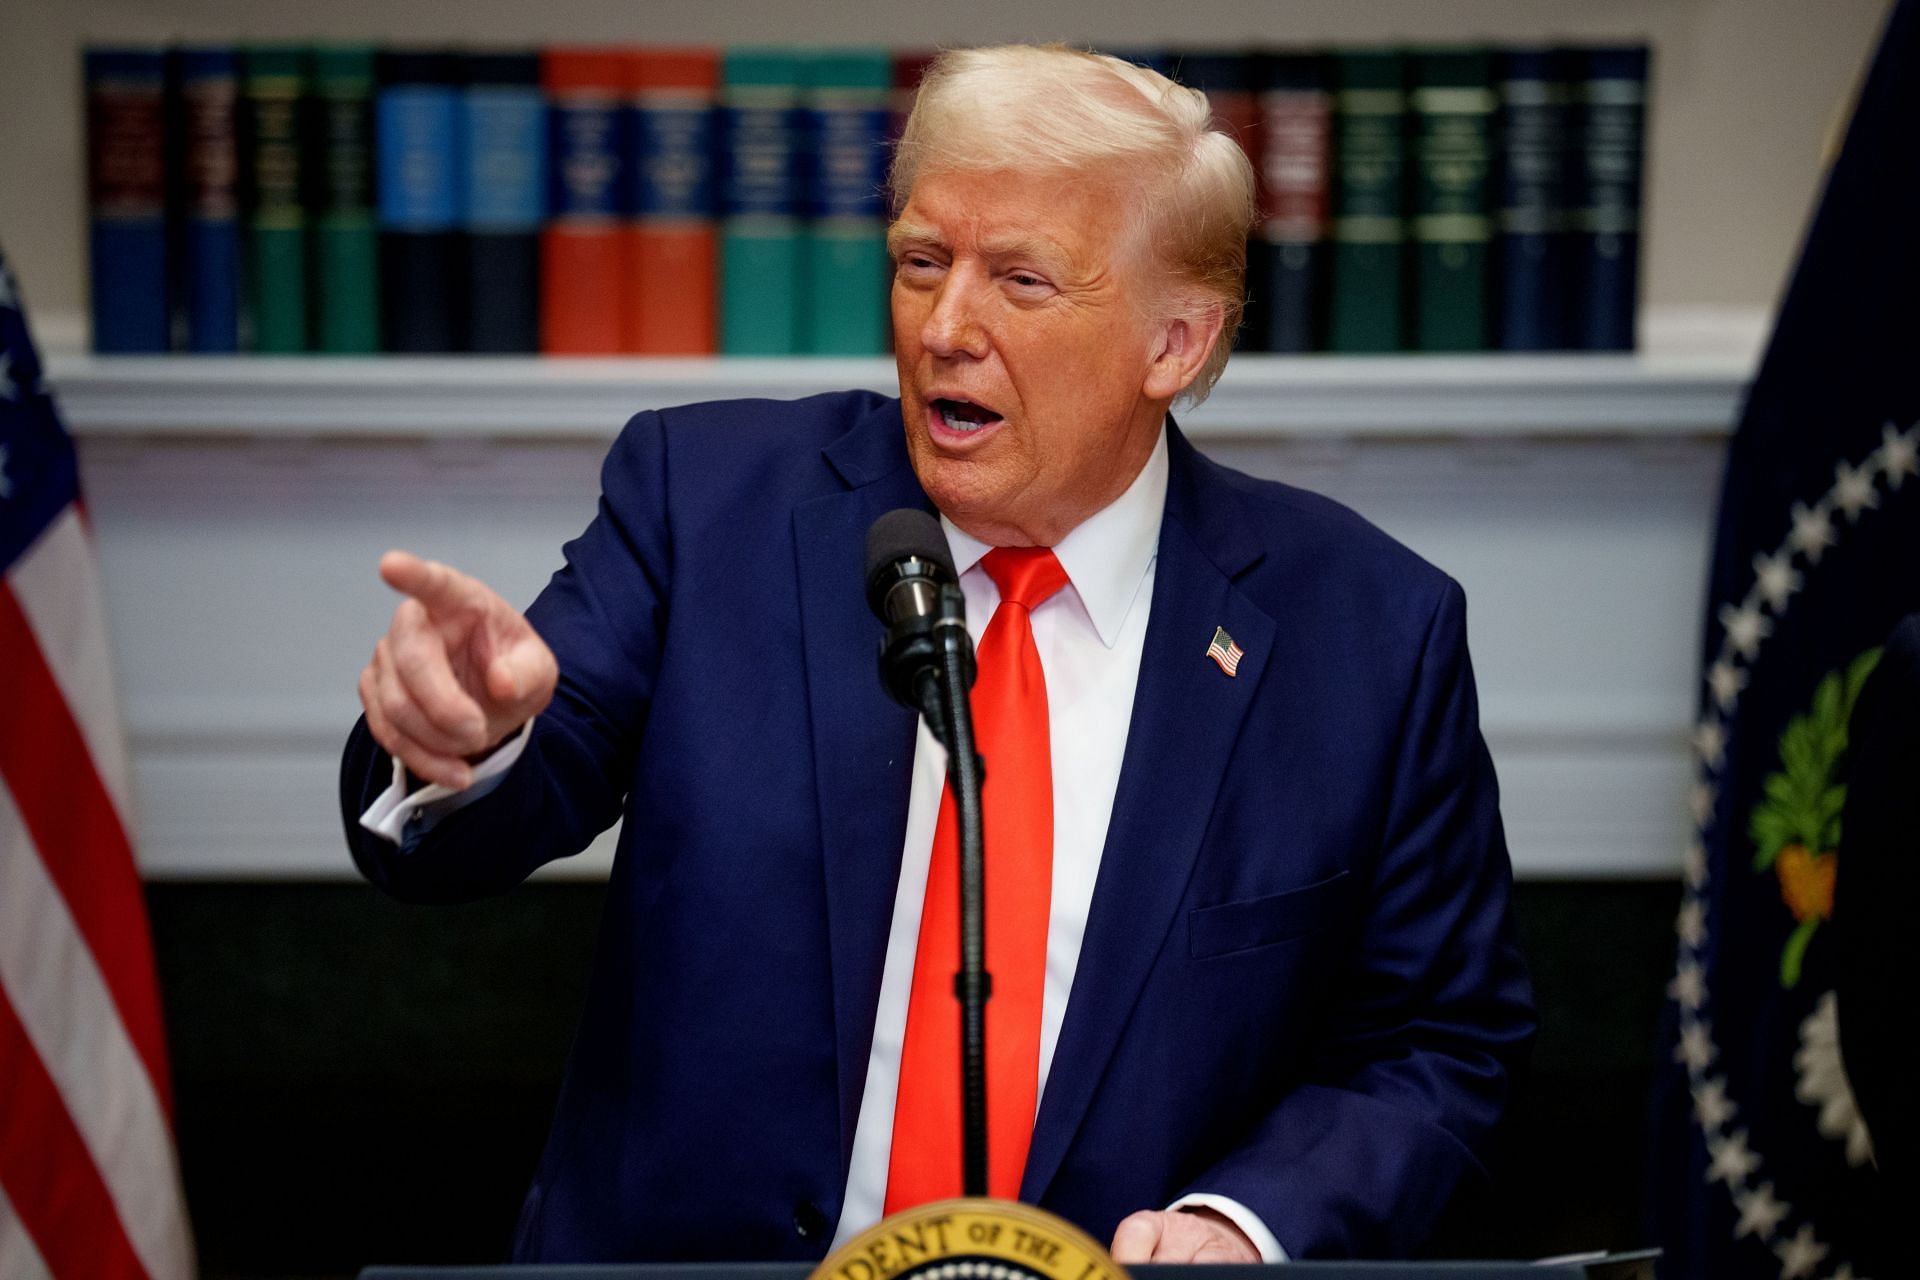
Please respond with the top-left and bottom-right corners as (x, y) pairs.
(930, 397), (1005, 434)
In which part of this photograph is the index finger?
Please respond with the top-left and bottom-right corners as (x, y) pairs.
(379, 550), (482, 615)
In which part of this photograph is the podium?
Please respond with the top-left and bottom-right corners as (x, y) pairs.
(361, 1257), (1657, 1280)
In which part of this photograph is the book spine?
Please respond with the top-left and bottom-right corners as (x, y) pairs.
(463, 52), (544, 354)
(242, 46), (312, 352)
(803, 51), (891, 355)
(541, 48), (631, 355)
(890, 51), (934, 144)
(177, 48), (242, 352)
(627, 49), (717, 354)
(86, 47), (171, 352)
(720, 49), (805, 355)
(1326, 51), (1408, 354)
(313, 46), (380, 353)
(377, 50), (465, 353)
(1572, 45), (1650, 351)
(1410, 48), (1496, 353)
(1495, 48), (1575, 351)
(1257, 53), (1332, 353)
(1179, 52), (1263, 349)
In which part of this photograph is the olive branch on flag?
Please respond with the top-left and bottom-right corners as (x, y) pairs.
(1747, 647), (1881, 988)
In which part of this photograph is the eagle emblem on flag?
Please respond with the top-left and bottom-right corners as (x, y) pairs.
(1205, 625), (1243, 677)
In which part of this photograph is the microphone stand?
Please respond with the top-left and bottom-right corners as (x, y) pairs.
(925, 584), (990, 1198)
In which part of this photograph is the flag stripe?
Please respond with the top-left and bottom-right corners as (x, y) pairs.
(0, 782), (192, 1280)
(0, 582), (172, 1114)
(8, 505), (134, 825)
(0, 1181), (56, 1280)
(0, 987), (152, 1280)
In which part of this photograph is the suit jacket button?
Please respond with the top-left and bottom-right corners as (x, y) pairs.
(793, 1201), (828, 1239)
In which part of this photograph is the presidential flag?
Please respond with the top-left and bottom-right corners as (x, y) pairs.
(0, 248), (194, 1279)
(1650, 4), (1920, 1276)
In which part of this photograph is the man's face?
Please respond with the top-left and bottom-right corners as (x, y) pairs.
(889, 167), (1169, 548)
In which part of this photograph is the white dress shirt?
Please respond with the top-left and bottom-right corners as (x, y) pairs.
(361, 425), (1283, 1260)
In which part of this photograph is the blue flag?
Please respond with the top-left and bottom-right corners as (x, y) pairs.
(1651, 4), (1920, 1277)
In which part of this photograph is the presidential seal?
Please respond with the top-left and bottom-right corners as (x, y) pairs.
(812, 1201), (1128, 1280)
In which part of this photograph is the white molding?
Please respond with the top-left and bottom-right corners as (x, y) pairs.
(43, 348), (1754, 440)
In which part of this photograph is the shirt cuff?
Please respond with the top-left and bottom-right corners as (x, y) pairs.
(1167, 1193), (1288, 1263)
(357, 719), (534, 845)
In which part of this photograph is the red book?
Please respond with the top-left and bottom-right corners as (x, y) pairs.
(626, 48), (717, 354)
(541, 47), (632, 354)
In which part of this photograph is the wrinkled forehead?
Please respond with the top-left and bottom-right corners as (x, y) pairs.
(889, 164), (1151, 269)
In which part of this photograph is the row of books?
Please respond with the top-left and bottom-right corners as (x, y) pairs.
(84, 42), (1648, 358)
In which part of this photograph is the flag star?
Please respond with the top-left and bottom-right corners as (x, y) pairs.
(1751, 550), (1803, 611)
(1677, 899), (1708, 948)
(1683, 841), (1709, 888)
(1719, 600), (1773, 660)
(1669, 959), (1707, 1011)
(1832, 1265), (1856, 1280)
(1788, 501), (1837, 563)
(1831, 460), (1879, 521)
(1688, 781), (1718, 828)
(1773, 1224), (1829, 1279)
(1692, 1075), (1736, 1129)
(1881, 423), (1919, 487)
(1706, 1127), (1759, 1186)
(1675, 1017), (1715, 1070)
(1733, 1182), (1789, 1240)
(1692, 718), (1727, 768)
(1707, 659), (1748, 711)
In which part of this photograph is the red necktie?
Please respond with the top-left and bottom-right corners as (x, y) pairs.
(886, 547), (1070, 1209)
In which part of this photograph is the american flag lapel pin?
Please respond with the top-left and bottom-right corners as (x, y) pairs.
(1205, 625), (1244, 677)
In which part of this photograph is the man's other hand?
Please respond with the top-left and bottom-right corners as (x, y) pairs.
(358, 550), (558, 790)
(1110, 1208), (1260, 1264)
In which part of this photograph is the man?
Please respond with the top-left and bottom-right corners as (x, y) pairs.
(341, 45), (1533, 1265)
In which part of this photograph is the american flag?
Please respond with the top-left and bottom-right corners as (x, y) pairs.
(1205, 625), (1244, 677)
(0, 250), (194, 1279)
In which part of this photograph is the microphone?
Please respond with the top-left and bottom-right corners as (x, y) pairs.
(864, 508), (975, 741)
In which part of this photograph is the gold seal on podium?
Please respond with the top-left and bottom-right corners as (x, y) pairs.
(812, 1201), (1129, 1280)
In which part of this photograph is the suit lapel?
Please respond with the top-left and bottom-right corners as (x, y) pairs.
(1021, 425), (1276, 1203)
(792, 400), (933, 1176)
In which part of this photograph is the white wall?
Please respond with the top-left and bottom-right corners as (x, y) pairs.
(0, 0), (1896, 339)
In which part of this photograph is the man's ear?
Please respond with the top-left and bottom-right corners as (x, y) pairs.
(1142, 300), (1226, 402)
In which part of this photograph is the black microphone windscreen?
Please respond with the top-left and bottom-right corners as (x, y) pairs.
(865, 508), (954, 587)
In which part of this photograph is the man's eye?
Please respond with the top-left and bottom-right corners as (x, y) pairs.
(1008, 273), (1046, 289)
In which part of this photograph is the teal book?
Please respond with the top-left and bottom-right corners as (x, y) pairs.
(313, 45), (380, 353)
(241, 45), (311, 352)
(802, 50), (891, 355)
(1409, 48), (1496, 352)
(1326, 50), (1408, 353)
(720, 49), (805, 354)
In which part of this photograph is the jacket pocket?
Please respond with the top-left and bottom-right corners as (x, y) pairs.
(1188, 870), (1353, 960)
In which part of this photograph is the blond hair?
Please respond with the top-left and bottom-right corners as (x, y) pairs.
(891, 45), (1256, 403)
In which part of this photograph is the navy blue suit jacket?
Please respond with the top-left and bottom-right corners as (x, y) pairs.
(340, 391), (1534, 1263)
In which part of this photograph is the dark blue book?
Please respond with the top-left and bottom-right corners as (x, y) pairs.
(175, 48), (242, 352)
(1571, 45), (1650, 351)
(461, 51), (544, 353)
(85, 47), (171, 352)
(1255, 52), (1332, 353)
(377, 50), (464, 352)
(1495, 48), (1575, 351)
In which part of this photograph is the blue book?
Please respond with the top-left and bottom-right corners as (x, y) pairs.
(462, 51), (544, 353)
(1571, 45), (1650, 351)
(175, 48), (242, 352)
(377, 50), (465, 352)
(85, 48), (171, 352)
(1495, 48), (1575, 351)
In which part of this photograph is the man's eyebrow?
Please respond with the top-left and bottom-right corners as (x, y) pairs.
(887, 222), (944, 254)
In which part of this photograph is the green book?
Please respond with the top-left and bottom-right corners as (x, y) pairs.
(1410, 48), (1496, 352)
(802, 50), (892, 355)
(720, 49), (806, 354)
(1327, 50), (1409, 353)
(242, 45), (311, 352)
(312, 46), (379, 353)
